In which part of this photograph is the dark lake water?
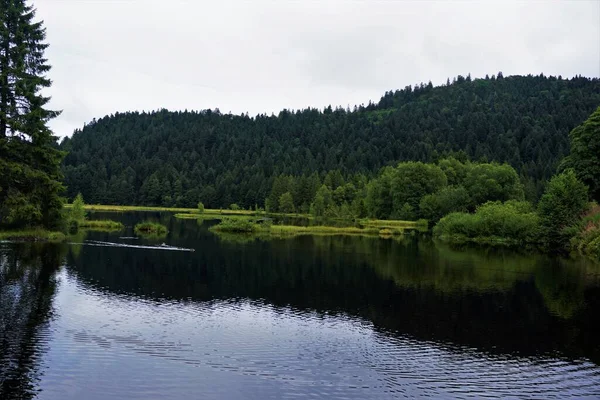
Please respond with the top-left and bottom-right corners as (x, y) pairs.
(1, 211), (600, 399)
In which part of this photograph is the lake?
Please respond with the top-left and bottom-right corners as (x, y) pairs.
(1, 211), (600, 399)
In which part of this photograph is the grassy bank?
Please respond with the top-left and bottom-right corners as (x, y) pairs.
(209, 218), (416, 239)
(178, 212), (426, 231)
(0, 229), (66, 242)
(174, 212), (264, 220)
(65, 203), (266, 215)
(79, 220), (124, 231)
(269, 225), (382, 237)
(359, 218), (428, 231)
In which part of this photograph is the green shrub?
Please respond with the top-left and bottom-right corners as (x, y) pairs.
(210, 218), (260, 233)
(434, 200), (541, 244)
(198, 202), (205, 214)
(419, 185), (470, 222)
(586, 235), (600, 258)
(134, 221), (168, 235)
(572, 207), (600, 259)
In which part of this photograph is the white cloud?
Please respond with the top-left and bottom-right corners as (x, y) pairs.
(34, 0), (600, 137)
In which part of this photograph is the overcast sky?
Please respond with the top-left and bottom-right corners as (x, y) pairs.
(35, 0), (600, 138)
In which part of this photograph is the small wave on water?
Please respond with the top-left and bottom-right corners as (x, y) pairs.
(67, 240), (195, 252)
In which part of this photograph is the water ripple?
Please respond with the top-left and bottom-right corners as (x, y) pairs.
(23, 277), (599, 399)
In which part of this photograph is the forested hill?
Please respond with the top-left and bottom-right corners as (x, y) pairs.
(60, 74), (600, 208)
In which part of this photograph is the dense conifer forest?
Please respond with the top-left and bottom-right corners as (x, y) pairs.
(60, 74), (600, 209)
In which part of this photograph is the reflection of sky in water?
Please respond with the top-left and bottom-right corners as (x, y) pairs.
(2, 213), (600, 399)
(37, 269), (600, 399)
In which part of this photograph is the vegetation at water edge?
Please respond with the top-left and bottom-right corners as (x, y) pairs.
(66, 193), (123, 232)
(78, 220), (124, 231)
(0, 229), (66, 242)
(209, 217), (424, 239)
(135, 221), (169, 235)
(572, 207), (600, 259)
(434, 107), (600, 258)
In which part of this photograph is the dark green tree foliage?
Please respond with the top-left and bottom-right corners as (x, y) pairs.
(267, 175), (291, 212)
(562, 106), (600, 201)
(419, 186), (470, 223)
(0, 0), (63, 228)
(60, 75), (600, 208)
(390, 162), (447, 217)
(462, 163), (524, 207)
(365, 167), (394, 219)
(537, 170), (589, 248)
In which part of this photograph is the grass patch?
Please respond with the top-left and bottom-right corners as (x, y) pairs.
(209, 218), (263, 233)
(66, 203), (264, 215)
(269, 225), (380, 237)
(175, 212), (257, 220)
(79, 220), (124, 231)
(209, 218), (413, 239)
(134, 221), (168, 236)
(0, 229), (66, 242)
(359, 218), (428, 231)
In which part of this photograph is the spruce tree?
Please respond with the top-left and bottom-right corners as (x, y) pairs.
(0, 0), (64, 228)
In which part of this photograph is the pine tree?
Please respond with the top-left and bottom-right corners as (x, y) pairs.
(0, 0), (64, 228)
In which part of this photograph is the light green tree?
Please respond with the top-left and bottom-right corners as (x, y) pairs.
(278, 192), (295, 214)
(310, 185), (334, 218)
(70, 193), (86, 222)
(538, 170), (589, 247)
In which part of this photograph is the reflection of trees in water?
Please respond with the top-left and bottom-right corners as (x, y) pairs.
(0, 244), (64, 399)
(66, 234), (600, 362)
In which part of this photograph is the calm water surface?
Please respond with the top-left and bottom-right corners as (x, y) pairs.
(1, 211), (600, 399)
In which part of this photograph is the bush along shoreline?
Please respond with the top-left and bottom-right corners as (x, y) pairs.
(433, 170), (596, 257)
(432, 106), (600, 261)
(67, 193), (124, 233)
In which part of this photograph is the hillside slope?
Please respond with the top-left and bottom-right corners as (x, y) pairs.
(60, 74), (600, 208)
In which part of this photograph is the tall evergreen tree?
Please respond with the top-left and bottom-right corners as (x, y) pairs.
(0, 0), (63, 228)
